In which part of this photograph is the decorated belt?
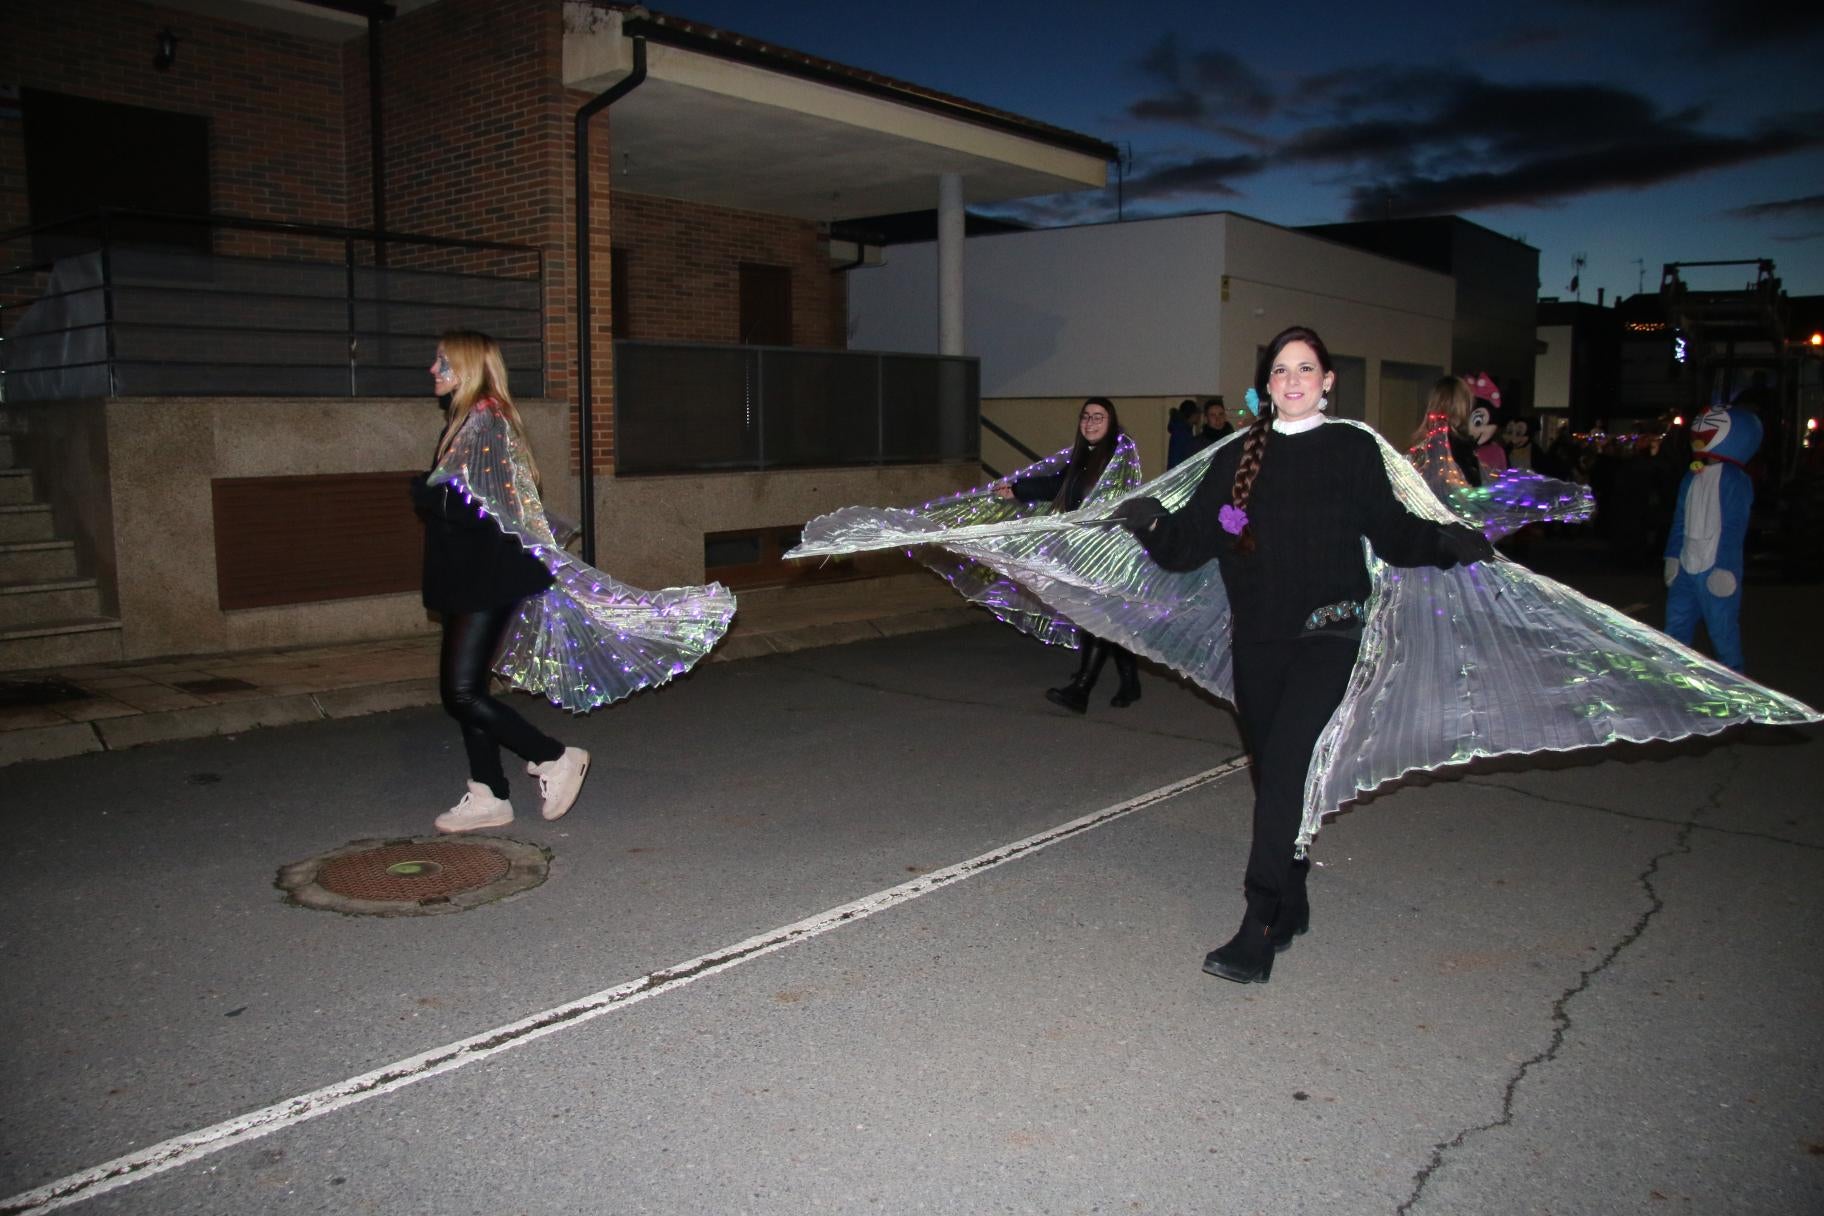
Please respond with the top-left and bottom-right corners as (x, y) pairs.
(1303, 599), (1365, 632)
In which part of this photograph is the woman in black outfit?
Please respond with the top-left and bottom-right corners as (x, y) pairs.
(996, 397), (1143, 711)
(1118, 327), (1492, 983)
(411, 332), (590, 834)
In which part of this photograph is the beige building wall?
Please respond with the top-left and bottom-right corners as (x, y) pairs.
(593, 464), (977, 586)
(1536, 324), (1574, 411)
(1218, 216), (1455, 444)
(6, 395), (976, 662)
(851, 211), (1455, 452)
(982, 396), (1192, 483)
(6, 397), (573, 661)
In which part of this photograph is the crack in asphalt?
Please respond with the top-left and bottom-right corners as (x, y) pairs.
(1394, 753), (1738, 1215)
(1461, 774), (1824, 852)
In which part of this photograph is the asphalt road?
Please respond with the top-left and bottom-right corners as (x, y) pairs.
(2, 555), (1820, 1215)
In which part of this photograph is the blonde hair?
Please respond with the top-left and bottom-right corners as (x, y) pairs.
(435, 330), (540, 486)
(1412, 375), (1473, 446)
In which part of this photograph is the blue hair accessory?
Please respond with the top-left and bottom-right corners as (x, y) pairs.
(1244, 386), (1261, 415)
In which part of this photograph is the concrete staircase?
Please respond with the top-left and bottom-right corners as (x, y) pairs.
(0, 434), (123, 671)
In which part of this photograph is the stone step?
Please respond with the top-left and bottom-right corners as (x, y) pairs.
(0, 504), (55, 544)
(0, 469), (32, 506)
(0, 617), (122, 673)
(0, 540), (79, 583)
(0, 577), (104, 629)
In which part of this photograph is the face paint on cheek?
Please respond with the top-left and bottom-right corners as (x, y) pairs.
(435, 354), (454, 380)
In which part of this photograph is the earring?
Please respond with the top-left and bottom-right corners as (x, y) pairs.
(1318, 395), (1329, 412)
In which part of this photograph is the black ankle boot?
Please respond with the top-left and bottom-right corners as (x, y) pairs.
(1045, 640), (1107, 714)
(1271, 859), (1312, 953)
(1202, 910), (1275, 984)
(1108, 648), (1141, 708)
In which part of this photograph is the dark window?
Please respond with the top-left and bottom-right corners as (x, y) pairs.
(610, 247), (631, 339)
(739, 263), (793, 346)
(22, 89), (211, 261)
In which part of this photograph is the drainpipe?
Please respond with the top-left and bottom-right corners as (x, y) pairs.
(368, 9), (387, 264)
(573, 33), (647, 566)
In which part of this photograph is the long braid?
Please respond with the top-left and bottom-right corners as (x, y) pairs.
(1228, 413), (1273, 555)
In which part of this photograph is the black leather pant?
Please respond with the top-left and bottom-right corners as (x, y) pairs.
(439, 603), (563, 798)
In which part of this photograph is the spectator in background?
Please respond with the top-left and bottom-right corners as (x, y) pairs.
(1195, 397), (1235, 451)
(1167, 399), (1200, 468)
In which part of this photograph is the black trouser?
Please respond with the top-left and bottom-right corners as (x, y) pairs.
(439, 603), (563, 798)
(1231, 633), (1360, 928)
(1068, 636), (1138, 687)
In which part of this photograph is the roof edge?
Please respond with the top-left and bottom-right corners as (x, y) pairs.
(600, 4), (1117, 164)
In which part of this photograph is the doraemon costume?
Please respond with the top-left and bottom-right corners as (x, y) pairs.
(1664, 401), (1762, 670)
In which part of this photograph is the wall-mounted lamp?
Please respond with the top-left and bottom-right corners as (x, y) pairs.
(154, 28), (178, 71)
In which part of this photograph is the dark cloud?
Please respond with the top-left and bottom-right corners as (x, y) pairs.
(1093, 49), (1818, 229)
(978, 192), (1116, 229)
(1273, 69), (1824, 219)
(1124, 153), (1265, 200)
(1343, 122), (1822, 219)
(1729, 193), (1824, 219)
(1125, 33), (1276, 130)
(1467, 25), (1569, 55)
(1564, 0), (1823, 46)
(1290, 73), (1691, 166)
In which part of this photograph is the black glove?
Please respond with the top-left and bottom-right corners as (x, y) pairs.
(1436, 523), (1496, 568)
(1111, 496), (1167, 534)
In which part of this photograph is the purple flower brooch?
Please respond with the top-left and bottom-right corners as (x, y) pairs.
(1219, 504), (1248, 535)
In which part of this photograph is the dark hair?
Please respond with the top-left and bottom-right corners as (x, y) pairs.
(1058, 396), (1124, 510)
(1230, 326), (1334, 554)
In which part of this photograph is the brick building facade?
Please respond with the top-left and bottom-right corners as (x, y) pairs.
(2, 0), (843, 469)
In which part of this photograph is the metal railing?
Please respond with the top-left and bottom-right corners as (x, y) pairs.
(0, 209), (544, 401)
(613, 340), (980, 475)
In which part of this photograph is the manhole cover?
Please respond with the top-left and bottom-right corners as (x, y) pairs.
(277, 836), (548, 917)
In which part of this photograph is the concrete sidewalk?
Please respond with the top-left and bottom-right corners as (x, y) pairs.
(0, 573), (974, 768)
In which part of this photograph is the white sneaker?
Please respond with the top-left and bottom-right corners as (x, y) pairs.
(434, 781), (514, 833)
(527, 747), (590, 821)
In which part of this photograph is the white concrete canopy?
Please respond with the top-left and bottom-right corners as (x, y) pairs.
(564, 6), (1111, 223)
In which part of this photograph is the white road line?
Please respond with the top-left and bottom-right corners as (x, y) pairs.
(0, 759), (1247, 1215)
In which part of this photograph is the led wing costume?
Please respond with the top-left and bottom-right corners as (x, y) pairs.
(430, 401), (735, 711)
(807, 435), (1141, 648)
(790, 421), (1818, 851)
(1407, 411), (1594, 539)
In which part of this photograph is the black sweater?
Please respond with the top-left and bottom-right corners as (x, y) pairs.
(1141, 423), (1452, 644)
(1011, 445), (1114, 512)
(412, 472), (553, 615)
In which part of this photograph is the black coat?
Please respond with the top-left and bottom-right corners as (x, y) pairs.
(411, 473), (553, 614)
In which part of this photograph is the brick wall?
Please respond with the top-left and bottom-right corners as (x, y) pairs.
(611, 192), (845, 349)
(3, 0), (851, 476)
(0, 0), (350, 252)
(342, 1), (608, 465)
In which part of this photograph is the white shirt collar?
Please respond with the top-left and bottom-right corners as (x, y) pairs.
(1271, 413), (1326, 436)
